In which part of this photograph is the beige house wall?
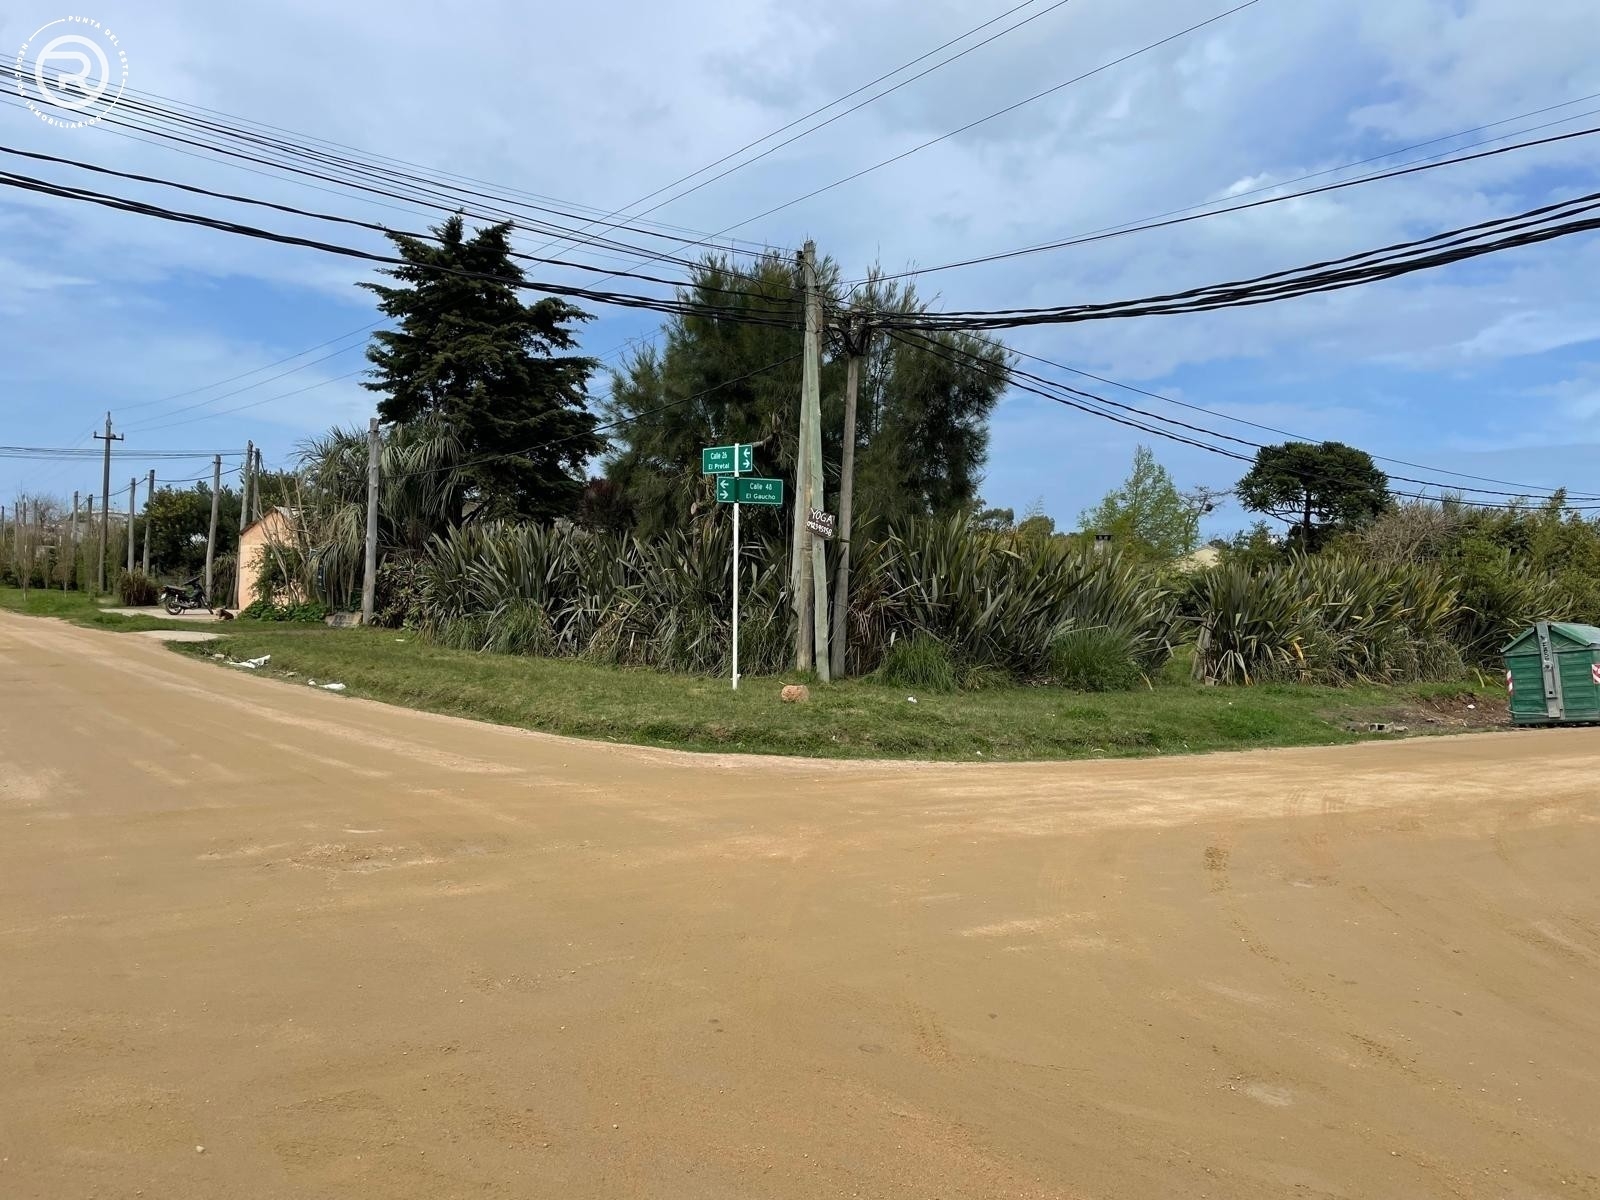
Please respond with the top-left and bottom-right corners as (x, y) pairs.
(236, 509), (296, 610)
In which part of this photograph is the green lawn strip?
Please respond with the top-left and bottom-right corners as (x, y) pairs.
(168, 625), (1508, 762)
(0, 587), (183, 632)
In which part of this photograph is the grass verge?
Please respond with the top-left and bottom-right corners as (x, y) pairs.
(168, 624), (1509, 762)
(0, 586), (184, 632)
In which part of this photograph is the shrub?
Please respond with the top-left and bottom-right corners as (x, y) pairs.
(240, 599), (329, 623)
(119, 569), (158, 607)
(1049, 626), (1143, 691)
(878, 633), (959, 693)
(851, 516), (1176, 680)
(374, 553), (426, 628)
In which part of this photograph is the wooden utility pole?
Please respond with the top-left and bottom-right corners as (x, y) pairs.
(253, 446), (265, 523)
(830, 315), (869, 679)
(126, 477), (137, 577)
(791, 243), (817, 672)
(69, 491), (79, 591)
(141, 468), (154, 575)
(93, 413), (122, 593)
(806, 292), (830, 685)
(205, 455), (221, 604)
(240, 439), (255, 536)
(361, 417), (380, 624)
(18, 499), (27, 597)
(791, 241), (831, 681)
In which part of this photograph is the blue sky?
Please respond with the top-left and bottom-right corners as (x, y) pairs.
(3, 0), (1600, 537)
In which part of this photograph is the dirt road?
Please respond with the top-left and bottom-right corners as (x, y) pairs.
(2, 613), (1597, 1199)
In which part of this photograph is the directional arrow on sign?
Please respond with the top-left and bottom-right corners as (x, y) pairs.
(716, 476), (784, 505)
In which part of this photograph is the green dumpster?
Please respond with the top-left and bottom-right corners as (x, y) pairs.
(1504, 621), (1600, 725)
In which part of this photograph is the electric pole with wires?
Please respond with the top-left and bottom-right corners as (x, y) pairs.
(790, 244), (815, 672)
(93, 413), (122, 593)
(791, 241), (830, 679)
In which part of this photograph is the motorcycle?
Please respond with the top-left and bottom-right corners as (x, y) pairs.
(161, 576), (212, 615)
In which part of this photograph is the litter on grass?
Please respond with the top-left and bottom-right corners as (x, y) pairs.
(224, 654), (271, 670)
(306, 680), (347, 692)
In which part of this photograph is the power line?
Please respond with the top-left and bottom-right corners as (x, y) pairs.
(0, 84), (773, 313)
(0, 165), (805, 329)
(134, 368), (370, 434)
(0, 87), (713, 281)
(1001, 344), (1600, 499)
(115, 320), (383, 414)
(865, 117), (1600, 281)
(590, 0), (1263, 281)
(0, 141), (796, 315)
(1, 62), (780, 262)
(881, 185), (1600, 331)
(888, 328), (1600, 510)
(528, 0), (1077, 260)
(902, 330), (1600, 500)
(120, 344), (367, 431)
(0, 446), (241, 459)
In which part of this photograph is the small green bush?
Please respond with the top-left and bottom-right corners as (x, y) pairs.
(879, 633), (959, 693)
(1049, 626), (1143, 691)
(241, 599), (329, 623)
(374, 554), (426, 628)
(119, 569), (158, 607)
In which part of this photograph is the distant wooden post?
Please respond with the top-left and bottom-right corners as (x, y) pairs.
(205, 455), (221, 605)
(16, 499), (26, 597)
(141, 468), (154, 575)
(126, 476), (137, 577)
(69, 491), (79, 591)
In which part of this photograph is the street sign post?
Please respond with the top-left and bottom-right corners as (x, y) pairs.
(806, 509), (835, 539)
(715, 476), (785, 505)
(702, 442), (772, 692)
(701, 444), (753, 475)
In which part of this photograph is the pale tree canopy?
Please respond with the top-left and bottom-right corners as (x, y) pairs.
(1077, 445), (1201, 561)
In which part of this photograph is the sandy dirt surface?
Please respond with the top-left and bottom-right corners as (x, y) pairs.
(2, 613), (1598, 1199)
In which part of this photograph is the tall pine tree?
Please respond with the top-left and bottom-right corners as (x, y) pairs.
(361, 215), (601, 522)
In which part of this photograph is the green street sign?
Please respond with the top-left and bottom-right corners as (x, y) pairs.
(701, 444), (754, 475)
(715, 476), (784, 506)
